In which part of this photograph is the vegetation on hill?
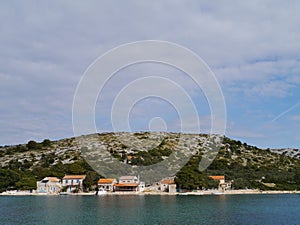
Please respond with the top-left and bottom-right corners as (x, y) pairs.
(0, 139), (101, 192)
(175, 137), (300, 190)
(0, 133), (299, 192)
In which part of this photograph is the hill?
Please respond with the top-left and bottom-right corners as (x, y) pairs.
(270, 148), (300, 159)
(0, 132), (299, 192)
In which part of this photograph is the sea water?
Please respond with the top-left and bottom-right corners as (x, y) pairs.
(0, 194), (299, 224)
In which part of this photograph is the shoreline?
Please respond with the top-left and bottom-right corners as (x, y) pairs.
(177, 189), (300, 195)
(1, 189), (300, 196)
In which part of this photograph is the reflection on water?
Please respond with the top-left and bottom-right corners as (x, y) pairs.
(1, 194), (300, 224)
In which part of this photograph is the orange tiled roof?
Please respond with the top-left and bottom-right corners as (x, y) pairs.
(63, 175), (86, 180)
(161, 179), (175, 184)
(114, 183), (139, 187)
(98, 178), (115, 184)
(209, 176), (225, 180)
(127, 155), (138, 159)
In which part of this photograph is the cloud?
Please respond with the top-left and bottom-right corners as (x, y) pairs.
(245, 80), (294, 98)
(215, 59), (300, 82)
(289, 114), (300, 122)
(1, 1), (300, 147)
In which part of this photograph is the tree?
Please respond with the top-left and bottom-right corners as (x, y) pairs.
(294, 169), (300, 184)
(204, 177), (219, 189)
(15, 175), (36, 190)
(175, 170), (204, 190)
(26, 140), (41, 150)
(175, 156), (207, 190)
(42, 139), (51, 147)
(31, 167), (52, 180)
(0, 169), (20, 192)
(83, 171), (100, 191)
(232, 178), (251, 189)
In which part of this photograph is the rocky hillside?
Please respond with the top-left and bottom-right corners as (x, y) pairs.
(0, 132), (300, 191)
(270, 148), (300, 159)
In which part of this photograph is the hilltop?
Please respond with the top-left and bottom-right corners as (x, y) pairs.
(0, 132), (299, 192)
(270, 148), (300, 159)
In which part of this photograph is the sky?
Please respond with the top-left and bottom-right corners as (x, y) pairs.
(1, 0), (300, 149)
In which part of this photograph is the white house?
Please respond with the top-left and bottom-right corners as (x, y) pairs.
(36, 177), (61, 194)
(98, 178), (117, 192)
(168, 184), (177, 193)
(62, 175), (86, 192)
(160, 178), (176, 192)
(209, 176), (225, 185)
(114, 176), (144, 192)
(118, 176), (139, 184)
(139, 182), (145, 192)
(209, 175), (231, 190)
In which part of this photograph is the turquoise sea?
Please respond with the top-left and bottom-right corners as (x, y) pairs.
(0, 194), (299, 224)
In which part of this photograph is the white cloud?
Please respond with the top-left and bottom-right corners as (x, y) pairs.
(215, 59), (300, 82)
(289, 114), (300, 122)
(245, 80), (294, 98)
(1, 0), (300, 147)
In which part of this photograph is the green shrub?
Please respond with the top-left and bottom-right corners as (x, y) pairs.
(27, 140), (41, 150)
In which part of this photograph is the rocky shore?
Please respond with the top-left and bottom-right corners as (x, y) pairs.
(1, 189), (300, 196)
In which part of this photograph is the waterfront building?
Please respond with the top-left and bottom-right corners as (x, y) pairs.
(98, 178), (117, 192)
(160, 178), (176, 192)
(36, 177), (61, 194)
(114, 175), (143, 192)
(62, 175), (86, 192)
(209, 175), (231, 190)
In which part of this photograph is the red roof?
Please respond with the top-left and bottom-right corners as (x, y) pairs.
(63, 175), (86, 180)
(161, 179), (175, 185)
(98, 178), (115, 184)
(209, 176), (225, 180)
(127, 155), (138, 159)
